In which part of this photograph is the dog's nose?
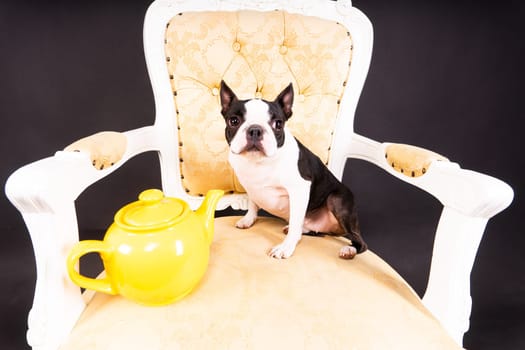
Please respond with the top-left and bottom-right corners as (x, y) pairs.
(247, 125), (263, 141)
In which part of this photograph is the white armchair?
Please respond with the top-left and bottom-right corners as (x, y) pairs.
(5, 0), (513, 349)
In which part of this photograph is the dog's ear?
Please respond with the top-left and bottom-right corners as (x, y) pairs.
(220, 80), (237, 116)
(275, 83), (294, 120)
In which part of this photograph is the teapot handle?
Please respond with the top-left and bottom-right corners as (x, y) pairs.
(66, 240), (117, 295)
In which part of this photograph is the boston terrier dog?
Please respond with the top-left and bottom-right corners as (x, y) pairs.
(220, 81), (367, 259)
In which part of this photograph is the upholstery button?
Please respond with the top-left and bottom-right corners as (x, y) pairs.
(279, 45), (288, 55)
(298, 94), (305, 102)
(212, 87), (219, 96)
(254, 91), (263, 99)
(232, 41), (241, 52)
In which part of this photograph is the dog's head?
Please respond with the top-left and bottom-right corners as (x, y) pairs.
(220, 80), (293, 157)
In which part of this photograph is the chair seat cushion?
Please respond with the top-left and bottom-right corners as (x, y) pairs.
(61, 216), (462, 349)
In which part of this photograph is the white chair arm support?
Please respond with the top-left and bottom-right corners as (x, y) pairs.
(423, 206), (488, 344)
(344, 133), (513, 345)
(4, 125), (158, 350)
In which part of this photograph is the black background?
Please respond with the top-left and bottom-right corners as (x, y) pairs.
(1, 0), (523, 349)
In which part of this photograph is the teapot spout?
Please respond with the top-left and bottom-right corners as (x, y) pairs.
(195, 190), (224, 245)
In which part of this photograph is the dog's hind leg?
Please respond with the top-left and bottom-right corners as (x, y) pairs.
(326, 191), (368, 259)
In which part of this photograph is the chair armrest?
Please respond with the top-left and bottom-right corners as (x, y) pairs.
(6, 125), (158, 212)
(345, 133), (513, 345)
(347, 133), (513, 219)
(4, 125), (158, 350)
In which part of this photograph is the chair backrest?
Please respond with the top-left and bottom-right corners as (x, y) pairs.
(143, 0), (373, 207)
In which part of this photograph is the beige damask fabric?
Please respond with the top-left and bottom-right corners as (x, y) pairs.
(164, 10), (353, 195)
(385, 143), (449, 177)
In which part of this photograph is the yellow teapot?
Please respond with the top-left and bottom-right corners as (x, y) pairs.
(66, 189), (224, 306)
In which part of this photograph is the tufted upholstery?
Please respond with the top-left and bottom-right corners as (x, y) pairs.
(164, 10), (353, 196)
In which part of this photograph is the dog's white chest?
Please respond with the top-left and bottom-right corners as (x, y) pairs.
(231, 156), (292, 219)
(249, 185), (290, 219)
(229, 133), (303, 220)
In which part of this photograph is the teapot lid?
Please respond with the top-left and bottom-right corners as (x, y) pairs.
(114, 189), (185, 232)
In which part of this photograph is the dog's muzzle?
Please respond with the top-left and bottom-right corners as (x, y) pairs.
(242, 125), (265, 152)
(246, 125), (263, 141)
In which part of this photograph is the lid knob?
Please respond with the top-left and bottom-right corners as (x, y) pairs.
(139, 189), (164, 204)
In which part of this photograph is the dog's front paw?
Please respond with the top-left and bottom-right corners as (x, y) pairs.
(235, 216), (256, 229)
(268, 241), (297, 259)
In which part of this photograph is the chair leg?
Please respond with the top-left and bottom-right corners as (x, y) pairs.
(423, 206), (488, 346)
(22, 204), (86, 350)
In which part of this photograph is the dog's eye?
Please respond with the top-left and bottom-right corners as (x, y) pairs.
(228, 116), (240, 127)
(272, 119), (284, 130)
